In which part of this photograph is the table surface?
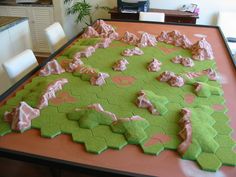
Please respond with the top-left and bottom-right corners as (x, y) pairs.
(0, 20), (235, 177)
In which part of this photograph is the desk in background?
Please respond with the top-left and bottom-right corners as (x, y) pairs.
(109, 8), (199, 24)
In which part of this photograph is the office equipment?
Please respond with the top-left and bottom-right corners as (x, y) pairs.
(117, 0), (150, 13)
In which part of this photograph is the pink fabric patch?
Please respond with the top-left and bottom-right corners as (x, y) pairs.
(159, 46), (180, 55)
(184, 94), (195, 104)
(50, 91), (77, 105)
(212, 104), (226, 111)
(144, 133), (171, 147)
(112, 76), (136, 86)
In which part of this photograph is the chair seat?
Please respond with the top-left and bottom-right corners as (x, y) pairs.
(228, 42), (236, 55)
(45, 22), (68, 53)
(2, 49), (38, 84)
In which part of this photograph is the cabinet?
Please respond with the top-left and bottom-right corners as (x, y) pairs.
(109, 8), (199, 24)
(1, 6), (54, 53)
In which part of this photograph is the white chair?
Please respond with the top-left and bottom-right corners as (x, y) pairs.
(217, 11), (236, 55)
(2, 49), (39, 84)
(139, 12), (165, 22)
(45, 22), (68, 53)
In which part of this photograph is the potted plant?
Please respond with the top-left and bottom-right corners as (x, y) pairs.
(64, 0), (111, 26)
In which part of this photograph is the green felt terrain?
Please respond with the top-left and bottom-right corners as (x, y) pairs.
(0, 36), (235, 172)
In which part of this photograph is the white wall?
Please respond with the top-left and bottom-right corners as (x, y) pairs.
(148, 0), (236, 25)
(89, 0), (236, 25)
(65, 0), (236, 37)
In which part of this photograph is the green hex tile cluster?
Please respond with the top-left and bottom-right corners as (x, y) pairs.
(62, 38), (102, 59)
(0, 38), (235, 172)
(139, 90), (169, 115)
(92, 125), (127, 149)
(0, 105), (13, 136)
(67, 109), (114, 129)
(182, 106), (219, 158)
(111, 117), (149, 144)
(195, 82), (223, 98)
(72, 65), (100, 81)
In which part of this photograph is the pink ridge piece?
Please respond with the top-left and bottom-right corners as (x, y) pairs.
(172, 56), (194, 67)
(4, 102), (40, 132)
(147, 58), (162, 72)
(74, 46), (96, 59)
(76, 103), (117, 121)
(90, 72), (110, 86)
(81, 26), (99, 38)
(37, 78), (68, 109)
(136, 90), (159, 115)
(137, 32), (157, 48)
(94, 38), (112, 49)
(93, 20), (119, 40)
(122, 47), (144, 57)
(113, 58), (129, 71)
(39, 59), (65, 76)
(117, 115), (145, 122)
(121, 31), (139, 45)
(157, 30), (193, 49)
(66, 58), (84, 73)
(185, 68), (218, 81)
(178, 108), (192, 155)
(158, 71), (185, 87)
(191, 38), (214, 60)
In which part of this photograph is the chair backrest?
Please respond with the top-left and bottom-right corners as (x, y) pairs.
(139, 12), (165, 22)
(217, 11), (236, 38)
(2, 49), (39, 83)
(45, 22), (68, 53)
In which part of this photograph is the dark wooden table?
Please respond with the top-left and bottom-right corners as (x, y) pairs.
(109, 8), (199, 24)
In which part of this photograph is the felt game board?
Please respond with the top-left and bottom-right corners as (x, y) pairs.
(0, 21), (236, 173)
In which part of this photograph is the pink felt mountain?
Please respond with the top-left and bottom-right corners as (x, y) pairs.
(121, 31), (139, 45)
(157, 30), (193, 49)
(37, 78), (68, 109)
(39, 59), (65, 76)
(147, 58), (162, 72)
(4, 102), (40, 132)
(191, 38), (214, 60)
(137, 32), (157, 48)
(178, 108), (192, 155)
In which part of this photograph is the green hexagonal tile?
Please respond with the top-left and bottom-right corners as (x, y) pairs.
(211, 112), (230, 124)
(163, 134), (180, 150)
(40, 123), (61, 138)
(84, 136), (108, 154)
(182, 139), (202, 160)
(213, 123), (233, 135)
(141, 142), (164, 155)
(92, 125), (127, 150)
(214, 135), (236, 148)
(0, 122), (12, 136)
(197, 152), (222, 172)
(216, 148), (236, 166)
(72, 128), (93, 143)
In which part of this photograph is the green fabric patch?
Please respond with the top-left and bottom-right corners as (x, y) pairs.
(111, 118), (149, 144)
(216, 148), (236, 166)
(141, 90), (169, 115)
(67, 109), (114, 129)
(62, 46), (87, 58)
(195, 82), (223, 98)
(181, 106), (219, 161)
(197, 152), (222, 172)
